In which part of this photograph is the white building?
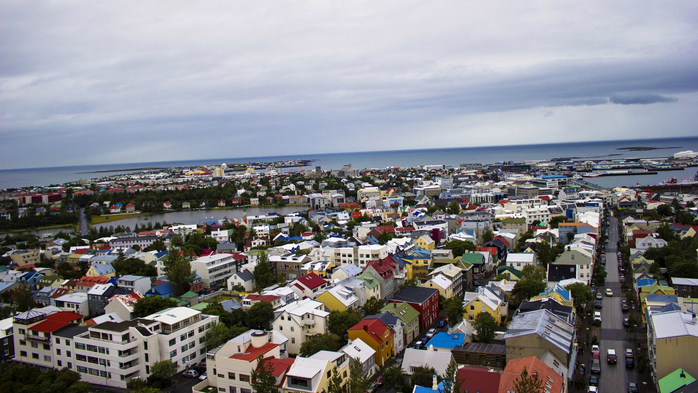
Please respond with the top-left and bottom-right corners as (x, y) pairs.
(331, 245), (389, 267)
(116, 275), (152, 296)
(54, 292), (89, 316)
(190, 253), (240, 288)
(505, 253), (538, 272)
(340, 338), (377, 377)
(273, 299), (329, 355)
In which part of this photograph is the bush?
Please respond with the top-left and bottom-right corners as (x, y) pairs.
(592, 320), (601, 327)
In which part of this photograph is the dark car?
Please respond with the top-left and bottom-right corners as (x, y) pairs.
(620, 275), (626, 283)
(626, 356), (635, 368)
(623, 318), (630, 327)
(437, 319), (446, 328)
(589, 375), (599, 386)
(591, 359), (601, 374)
(595, 300), (603, 309)
(621, 302), (630, 311)
(629, 382), (639, 393)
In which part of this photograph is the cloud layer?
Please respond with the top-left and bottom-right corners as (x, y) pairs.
(1, 0), (697, 169)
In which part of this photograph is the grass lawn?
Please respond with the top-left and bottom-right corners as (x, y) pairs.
(91, 212), (152, 225)
(0, 223), (76, 234)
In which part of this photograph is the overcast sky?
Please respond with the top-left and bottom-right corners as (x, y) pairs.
(1, 1), (697, 170)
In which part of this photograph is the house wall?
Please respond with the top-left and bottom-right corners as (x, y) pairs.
(347, 329), (394, 367)
(654, 335), (698, 382)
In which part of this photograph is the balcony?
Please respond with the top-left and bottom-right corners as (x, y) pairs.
(303, 319), (316, 326)
(25, 334), (50, 343)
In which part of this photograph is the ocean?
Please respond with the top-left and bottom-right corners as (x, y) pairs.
(1, 136), (698, 190)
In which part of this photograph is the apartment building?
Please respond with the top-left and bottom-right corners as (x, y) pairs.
(331, 245), (389, 268)
(273, 299), (329, 355)
(12, 309), (84, 370)
(191, 253), (241, 288)
(270, 253), (311, 281)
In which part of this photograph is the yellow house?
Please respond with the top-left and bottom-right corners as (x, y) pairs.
(302, 260), (334, 278)
(348, 319), (394, 367)
(414, 235), (436, 251)
(639, 283), (675, 302)
(316, 286), (360, 312)
(401, 250), (432, 281)
(85, 262), (116, 278)
(421, 274), (453, 298)
(463, 288), (503, 324)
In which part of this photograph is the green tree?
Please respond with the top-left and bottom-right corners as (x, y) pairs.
(132, 296), (179, 318)
(536, 240), (553, 266)
(14, 283), (37, 312)
(447, 200), (461, 215)
(656, 204), (673, 217)
(481, 229), (494, 244)
(656, 223), (677, 242)
(520, 265), (545, 281)
(247, 301), (274, 329)
(151, 360), (177, 380)
(411, 366), (437, 389)
(565, 282), (592, 310)
(443, 240), (476, 258)
(511, 279), (546, 305)
(348, 357), (371, 393)
(383, 366), (406, 393)
(473, 312), (497, 343)
(362, 296), (381, 316)
(439, 359), (462, 393)
(163, 246), (195, 296)
(549, 216), (567, 229)
(205, 322), (236, 350)
(512, 366), (543, 393)
(327, 367), (344, 393)
(144, 239), (167, 252)
(444, 297), (465, 323)
(516, 230), (534, 250)
(112, 257), (157, 277)
(328, 310), (362, 337)
(299, 333), (344, 357)
(254, 252), (276, 290)
(251, 355), (280, 393)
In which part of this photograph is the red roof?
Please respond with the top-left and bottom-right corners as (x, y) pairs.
(476, 247), (497, 257)
(395, 227), (415, 232)
(365, 256), (397, 280)
(493, 236), (510, 247)
(293, 272), (327, 290)
(50, 288), (72, 298)
(46, 311), (83, 323)
(29, 320), (70, 333)
(265, 356), (296, 377)
(348, 319), (393, 345)
(498, 356), (563, 393)
(458, 367), (501, 393)
(230, 343), (279, 361)
(245, 294), (280, 303)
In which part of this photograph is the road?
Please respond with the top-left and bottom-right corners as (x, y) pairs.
(78, 207), (89, 236)
(598, 216), (637, 393)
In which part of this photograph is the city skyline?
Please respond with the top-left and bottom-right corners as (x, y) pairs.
(1, 1), (697, 170)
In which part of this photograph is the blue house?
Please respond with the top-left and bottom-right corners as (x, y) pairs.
(425, 332), (467, 351)
(146, 282), (176, 298)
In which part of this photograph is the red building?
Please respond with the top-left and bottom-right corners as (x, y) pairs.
(389, 286), (439, 331)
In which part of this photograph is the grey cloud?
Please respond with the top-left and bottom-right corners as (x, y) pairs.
(609, 93), (679, 105)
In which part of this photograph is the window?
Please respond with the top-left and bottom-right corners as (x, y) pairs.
(43, 344), (50, 350)
(76, 354), (87, 361)
(18, 328), (25, 335)
(57, 360), (62, 367)
(56, 349), (61, 356)
(31, 342), (38, 348)
(19, 340), (26, 346)
(67, 351), (71, 357)
(55, 338), (60, 344)
(144, 342), (148, 350)
(481, 305), (486, 312)
(32, 353), (39, 359)
(230, 388), (236, 393)
(181, 345), (188, 353)
(241, 389), (251, 393)
(290, 327), (294, 332)
(291, 338), (295, 344)
(470, 305), (474, 311)
(20, 351), (27, 357)
(228, 372), (236, 380)
(169, 339), (176, 346)
(468, 314), (474, 321)
(77, 366), (87, 373)
(279, 326), (283, 331)
(75, 343), (85, 350)
(67, 362), (72, 369)
(189, 342), (195, 349)
(170, 350), (177, 358)
(199, 337), (205, 344)
(189, 330), (194, 338)
(239, 374), (250, 382)
(180, 334), (187, 341)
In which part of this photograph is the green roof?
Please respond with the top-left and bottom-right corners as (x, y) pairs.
(190, 302), (210, 311)
(502, 218), (526, 223)
(356, 271), (380, 289)
(180, 291), (198, 299)
(496, 266), (522, 278)
(659, 368), (696, 393)
(381, 302), (419, 323)
(461, 253), (484, 265)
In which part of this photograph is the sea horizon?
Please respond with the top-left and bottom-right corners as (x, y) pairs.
(2, 135), (698, 190)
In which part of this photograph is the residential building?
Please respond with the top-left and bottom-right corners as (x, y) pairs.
(456, 366), (502, 393)
(226, 269), (256, 292)
(381, 302), (420, 345)
(271, 253), (311, 281)
(316, 285), (359, 312)
(115, 275), (152, 296)
(242, 294), (282, 310)
(0, 317), (14, 362)
(505, 253), (538, 272)
(289, 273), (328, 300)
(401, 348), (453, 377)
(282, 356), (336, 393)
(104, 292), (144, 321)
(347, 318), (394, 367)
(428, 263), (465, 300)
(85, 263), (116, 278)
(273, 299), (329, 355)
(190, 253), (241, 288)
(109, 236), (159, 251)
(672, 278), (698, 299)
(647, 310), (698, 386)
(389, 286), (440, 331)
(340, 338), (376, 378)
(498, 356), (565, 393)
(421, 274), (453, 299)
(54, 292), (90, 316)
(86, 284), (117, 317)
(365, 312), (404, 354)
(503, 309), (575, 371)
(463, 286), (504, 323)
(12, 309), (83, 370)
(547, 249), (593, 285)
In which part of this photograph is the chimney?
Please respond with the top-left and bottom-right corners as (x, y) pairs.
(363, 325), (368, 331)
(432, 374), (438, 390)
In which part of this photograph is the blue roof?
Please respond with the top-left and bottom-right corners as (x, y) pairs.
(221, 299), (242, 312)
(645, 294), (678, 303)
(155, 251), (168, 259)
(425, 332), (466, 349)
(413, 381), (443, 393)
(658, 303), (682, 313)
(636, 278), (657, 287)
(92, 263), (115, 275)
(147, 283), (175, 296)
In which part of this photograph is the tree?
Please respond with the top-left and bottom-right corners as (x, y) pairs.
(520, 265), (545, 281)
(0, 363), (90, 392)
(439, 359), (462, 393)
(150, 360), (177, 380)
(443, 240), (476, 258)
(299, 333), (344, 357)
(205, 322), (235, 350)
(473, 312), (497, 343)
(383, 366), (406, 393)
(549, 216), (567, 229)
(481, 229), (494, 244)
(247, 301), (274, 329)
(348, 357), (371, 393)
(512, 366), (543, 393)
(565, 282), (592, 309)
(536, 240), (553, 266)
(657, 223), (677, 242)
(362, 296), (381, 316)
(444, 297), (465, 323)
(327, 366), (344, 393)
(511, 279), (546, 305)
(328, 310), (362, 337)
(14, 283), (37, 312)
(656, 204), (673, 217)
(132, 296), (179, 318)
(254, 252), (276, 290)
(112, 257), (157, 277)
(144, 239), (167, 252)
(447, 200), (461, 215)
(411, 366), (437, 389)
(251, 355), (280, 393)
(163, 246), (195, 296)
(516, 230), (534, 250)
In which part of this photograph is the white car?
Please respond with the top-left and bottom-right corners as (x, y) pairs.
(594, 312), (602, 322)
(199, 372), (207, 381)
(591, 345), (600, 354)
(426, 328), (437, 338)
(183, 369), (199, 378)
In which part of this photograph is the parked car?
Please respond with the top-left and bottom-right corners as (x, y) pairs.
(596, 292), (603, 300)
(426, 328), (437, 339)
(588, 386), (598, 393)
(591, 345), (600, 354)
(591, 359), (601, 374)
(437, 319), (447, 328)
(595, 300), (603, 309)
(183, 369), (199, 378)
(605, 288), (614, 297)
(594, 311), (602, 322)
(589, 375), (599, 386)
(621, 302), (630, 311)
(620, 275), (625, 283)
(623, 318), (630, 327)
(626, 356), (635, 368)
(375, 376), (382, 386)
(199, 373), (208, 381)
(414, 340), (425, 349)
(628, 382), (639, 393)
(625, 348), (634, 358)
(607, 349), (617, 364)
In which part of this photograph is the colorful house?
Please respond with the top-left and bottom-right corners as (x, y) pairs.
(316, 285), (359, 312)
(381, 302), (420, 346)
(348, 318), (395, 367)
(390, 286), (440, 331)
(463, 286), (504, 323)
(85, 262), (116, 278)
